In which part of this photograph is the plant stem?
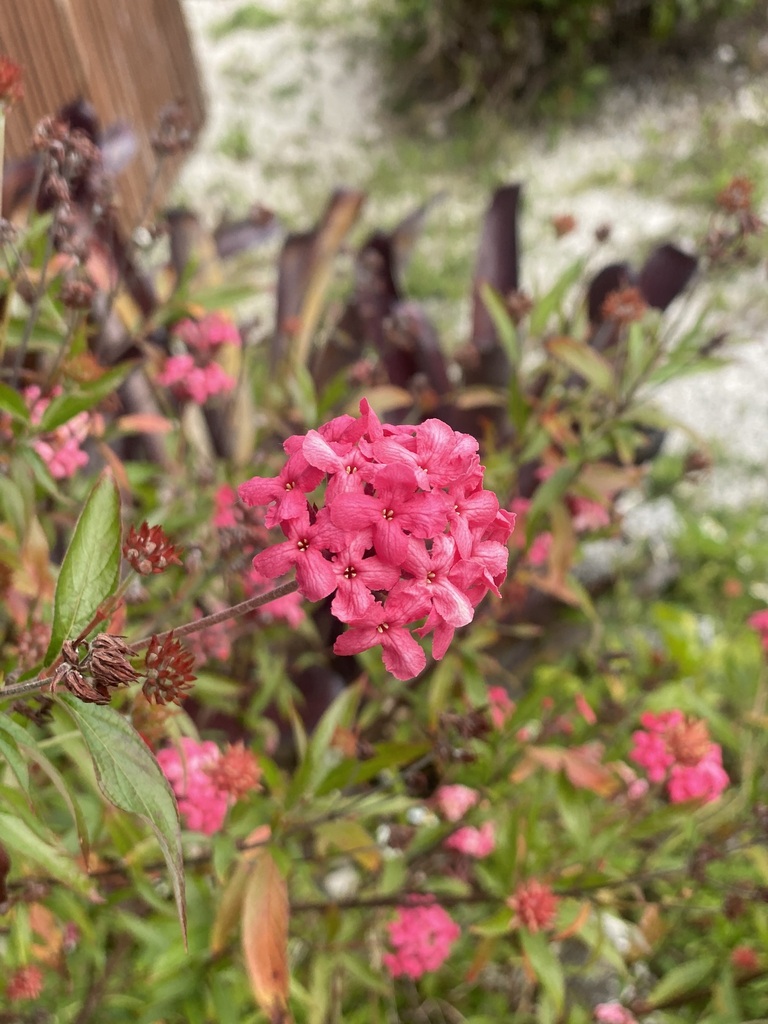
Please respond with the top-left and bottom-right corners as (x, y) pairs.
(0, 579), (300, 701)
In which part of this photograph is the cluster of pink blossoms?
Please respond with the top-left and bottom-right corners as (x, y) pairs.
(383, 904), (461, 979)
(157, 312), (240, 404)
(238, 400), (515, 680)
(156, 737), (260, 834)
(24, 385), (91, 479)
(435, 784), (496, 858)
(629, 711), (729, 804)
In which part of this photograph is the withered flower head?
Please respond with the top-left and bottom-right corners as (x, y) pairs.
(6, 964), (44, 1002)
(151, 100), (193, 157)
(123, 522), (183, 575)
(206, 741), (262, 799)
(0, 57), (24, 107)
(31, 115), (68, 154)
(60, 666), (111, 705)
(142, 632), (196, 705)
(87, 634), (138, 689)
(717, 176), (754, 214)
(601, 285), (647, 326)
(505, 288), (534, 325)
(667, 717), (712, 766)
(60, 278), (95, 311)
(552, 213), (577, 238)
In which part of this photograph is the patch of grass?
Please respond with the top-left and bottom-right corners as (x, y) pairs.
(217, 123), (255, 163)
(209, 3), (282, 41)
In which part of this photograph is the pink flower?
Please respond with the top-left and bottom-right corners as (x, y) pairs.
(157, 354), (236, 404)
(435, 784), (480, 822)
(383, 905), (460, 979)
(594, 1004), (638, 1024)
(156, 737), (229, 835)
(570, 496), (611, 533)
(444, 821), (495, 858)
(487, 686), (515, 729)
(508, 879), (559, 933)
(237, 398), (510, 679)
(667, 747), (729, 804)
(24, 385), (91, 479)
(173, 313), (240, 353)
(748, 609), (768, 651)
(527, 532), (552, 567)
(630, 729), (674, 783)
(213, 484), (239, 529)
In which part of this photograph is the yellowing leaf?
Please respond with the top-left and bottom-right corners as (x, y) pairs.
(315, 819), (382, 872)
(242, 849), (292, 1023)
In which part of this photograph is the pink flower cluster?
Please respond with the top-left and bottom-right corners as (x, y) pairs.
(383, 904), (460, 979)
(25, 385), (90, 479)
(156, 737), (229, 834)
(238, 400), (514, 680)
(156, 737), (259, 836)
(508, 878), (559, 933)
(435, 784), (496, 858)
(157, 312), (240, 404)
(629, 711), (729, 804)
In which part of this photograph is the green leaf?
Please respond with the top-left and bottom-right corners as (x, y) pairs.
(529, 258), (585, 336)
(480, 283), (520, 367)
(0, 810), (96, 897)
(38, 364), (135, 433)
(646, 956), (716, 1007)
(210, 4), (282, 40)
(0, 381), (30, 423)
(527, 465), (578, 534)
(0, 732), (29, 792)
(287, 686), (360, 804)
(520, 930), (564, 1013)
(546, 336), (615, 394)
(0, 715), (91, 860)
(57, 696), (186, 940)
(45, 470), (121, 664)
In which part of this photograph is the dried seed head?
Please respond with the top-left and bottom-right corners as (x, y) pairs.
(60, 277), (95, 310)
(601, 285), (648, 326)
(42, 172), (70, 205)
(552, 213), (576, 238)
(151, 100), (193, 157)
(142, 632), (196, 705)
(505, 288), (533, 325)
(31, 115), (68, 154)
(205, 741), (261, 799)
(87, 634), (138, 689)
(717, 175), (754, 214)
(0, 57), (23, 107)
(667, 718), (712, 766)
(6, 965), (44, 1002)
(123, 522), (183, 575)
(61, 666), (111, 705)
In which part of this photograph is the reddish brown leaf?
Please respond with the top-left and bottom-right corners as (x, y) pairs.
(241, 849), (292, 1023)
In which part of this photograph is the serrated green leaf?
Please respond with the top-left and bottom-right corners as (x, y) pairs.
(57, 696), (186, 941)
(520, 930), (564, 1013)
(646, 956), (716, 1007)
(38, 364), (135, 433)
(0, 381), (30, 423)
(546, 336), (615, 394)
(45, 471), (121, 664)
(0, 810), (96, 897)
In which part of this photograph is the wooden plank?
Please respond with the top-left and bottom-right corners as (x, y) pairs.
(0, 0), (205, 226)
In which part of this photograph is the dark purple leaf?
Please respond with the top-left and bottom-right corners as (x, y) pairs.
(214, 206), (281, 259)
(638, 243), (697, 311)
(470, 184), (522, 355)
